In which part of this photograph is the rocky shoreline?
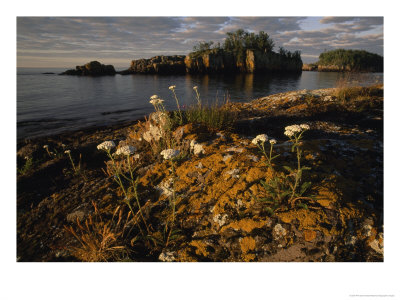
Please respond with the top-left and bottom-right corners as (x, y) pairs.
(17, 84), (383, 262)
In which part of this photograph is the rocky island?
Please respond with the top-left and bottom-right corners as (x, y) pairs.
(60, 60), (116, 76)
(120, 29), (302, 75)
(17, 83), (383, 262)
(302, 49), (383, 72)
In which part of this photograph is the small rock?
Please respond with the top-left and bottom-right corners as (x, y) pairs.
(213, 214), (228, 227)
(246, 155), (259, 162)
(226, 168), (240, 179)
(223, 154), (233, 162)
(369, 239), (383, 255)
(273, 224), (287, 239)
(225, 147), (244, 153)
(159, 251), (176, 262)
(362, 224), (373, 238)
(216, 132), (226, 140)
(345, 235), (357, 246)
(155, 178), (173, 197)
(66, 210), (86, 223)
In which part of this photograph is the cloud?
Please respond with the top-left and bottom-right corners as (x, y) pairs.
(17, 16), (384, 67)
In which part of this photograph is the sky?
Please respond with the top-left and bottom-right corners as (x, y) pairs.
(17, 16), (383, 69)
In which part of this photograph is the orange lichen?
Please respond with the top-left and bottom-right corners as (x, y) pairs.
(189, 240), (210, 257)
(277, 209), (339, 236)
(304, 230), (317, 242)
(221, 218), (270, 233)
(245, 167), (268, 183)
(240, 236), (256, 253)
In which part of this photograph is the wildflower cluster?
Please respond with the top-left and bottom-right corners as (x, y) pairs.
(149, 95), (166, 112)
(115, 145), (137, 156)
(96, 140), (150, 237)
(97, 141), (116, 151)
(168, 85), (183, 125)
(251, 134), (268, 145)
(160, 148), (180, 160)
(252, 123), (313, 213)
(284, 124), (310, 138)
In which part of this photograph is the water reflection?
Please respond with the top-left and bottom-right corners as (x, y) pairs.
(17, 69), (383, 140)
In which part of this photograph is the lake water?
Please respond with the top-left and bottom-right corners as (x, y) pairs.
(17, 68), (383, 140)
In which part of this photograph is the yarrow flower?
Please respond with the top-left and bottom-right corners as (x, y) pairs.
(150, 95), (159, 100)
(284, 124), (310, 137)
(284, 125), (301, 137)
(169, 85), (176, 90)
(43, 145), (49, 149)
(300, 124), (310, 130)
(269, 139), (277, 145)
(251, 134), (268, 145)
(193, 86), (198, 90)
(149, 98), (164, 106)
(64, 150), (71, 154)
(160, 149), (180, 160)
(115, 145), (136, 156)
(97, 141), (116, 151)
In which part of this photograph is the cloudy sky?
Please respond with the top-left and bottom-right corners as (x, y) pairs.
(17, 16), (383, 68)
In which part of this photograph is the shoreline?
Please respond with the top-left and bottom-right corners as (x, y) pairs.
(17, 84), (384, 262)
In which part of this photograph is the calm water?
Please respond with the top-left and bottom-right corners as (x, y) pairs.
(17, 68), (383, 140)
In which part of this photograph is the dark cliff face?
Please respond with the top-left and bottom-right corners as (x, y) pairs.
(121, 55), (186, 75)
(185, 50), (302, 74)
(121, 51), (302, 75)
(60, 61), (116, 76)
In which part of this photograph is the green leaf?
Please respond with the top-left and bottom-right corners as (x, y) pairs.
(283, 165), (293, 172)
(264, 207), (275, 216)
(270, 154), (280, 160)
(296, 203), (308, 210)
(300, 181), (312, 195)
(258, 198), (275, 203)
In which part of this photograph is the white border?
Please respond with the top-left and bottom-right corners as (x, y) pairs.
(3, 1), (398, 299)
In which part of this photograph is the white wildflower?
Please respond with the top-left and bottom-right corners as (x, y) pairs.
(150, 95), (159, 100)
(193, 86), (198, 90)
(300, 124), (310, 130)
(193, 144), (205, 156)
(251, 134), (268, 145)
(190, 139), (197, 149)
(169, 85), (176, 90)
(43, 145), (49, 149)
(285, 125), (302, 133)
(270, 139), (277, 145)
(115, 145), (136, 156)
(64, 150), (71, 154)
(160, 149), (180, 160)
(97, 141), (116, 151)
(149, 98), (164, 106)
(284, 130), (294, 137)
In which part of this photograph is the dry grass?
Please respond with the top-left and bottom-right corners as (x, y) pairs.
(64, 202), (134, 262)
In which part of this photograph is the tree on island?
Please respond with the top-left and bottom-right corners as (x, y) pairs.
(190, 29), (299, 62)
(317, 49), (383, 72)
